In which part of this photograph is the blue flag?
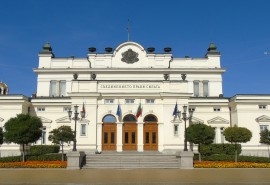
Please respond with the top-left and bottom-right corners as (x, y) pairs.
(173, 102), (178, 116)
(116, 104), (122, 117)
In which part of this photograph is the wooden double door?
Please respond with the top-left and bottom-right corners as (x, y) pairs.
(144, 123), (158, 151)
(122, 122), (137, 150)
(102, 123), (116, 151)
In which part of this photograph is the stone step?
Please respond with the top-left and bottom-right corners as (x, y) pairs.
(83, 152), (180, 169)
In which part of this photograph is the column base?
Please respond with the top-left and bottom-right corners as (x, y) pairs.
(67, 151), (86, 170)
(177, 151), (194, 169)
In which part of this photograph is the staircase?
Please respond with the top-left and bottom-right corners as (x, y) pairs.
(83, 152), (180, 169)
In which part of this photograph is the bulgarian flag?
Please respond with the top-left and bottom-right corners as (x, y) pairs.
(136, 102), (142, 118)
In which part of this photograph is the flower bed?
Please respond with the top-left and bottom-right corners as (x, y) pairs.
(0, 161), (67, 168)
(194, 161), (270, 168)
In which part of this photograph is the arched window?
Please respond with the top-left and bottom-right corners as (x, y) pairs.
(123, 114), (137, 122)
(143, 114), (158, 122)
(102, 114), (116, 123)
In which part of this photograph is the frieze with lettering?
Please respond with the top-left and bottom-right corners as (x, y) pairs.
(100, 84), (160, 89)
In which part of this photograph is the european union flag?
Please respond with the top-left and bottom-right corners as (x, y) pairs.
(173, 102), (178, 116)
(116, 104), (122, 117)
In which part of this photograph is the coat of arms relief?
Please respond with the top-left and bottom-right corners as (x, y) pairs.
(121, 49), (139, 64)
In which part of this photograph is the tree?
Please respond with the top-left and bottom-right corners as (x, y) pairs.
(48, 125), (74, 161)
(0, 127), (3, 145)
(223, 126), (252, 162)
(186, 123), (215, 161)
(4, 114), (43, 162)
(259, 129), (270, 158)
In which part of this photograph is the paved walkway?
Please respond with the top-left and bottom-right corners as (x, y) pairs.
(0, 168), (270, 185)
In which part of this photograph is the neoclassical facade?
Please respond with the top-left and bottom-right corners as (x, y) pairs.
(0, 41), (270, 157)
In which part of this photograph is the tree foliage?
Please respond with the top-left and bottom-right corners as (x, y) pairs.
(223, 126), (252, 162)
(48, 125), (74, 161)
(0, 127), (3, 145)
(3, 114), (43, 162)
(186, 123), (215, 161)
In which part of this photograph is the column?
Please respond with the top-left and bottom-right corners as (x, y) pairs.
(137, 122), (144, 152)
(96, 122), (102, 152)
(215, 127), (221, 143)
(158, 122), (164, 152)
(116, 122), (123, 152)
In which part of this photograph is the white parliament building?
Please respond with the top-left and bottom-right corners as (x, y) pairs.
(0, 41), (270, 157)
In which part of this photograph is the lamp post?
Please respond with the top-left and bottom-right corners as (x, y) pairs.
(176, 105), (193, 151)
(68, 105), (85, 151)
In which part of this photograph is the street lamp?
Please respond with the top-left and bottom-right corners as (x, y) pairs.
(68, 105), (85, 151)
(176, 105), (193, 151)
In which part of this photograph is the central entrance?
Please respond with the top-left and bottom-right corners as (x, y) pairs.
(122, 114), (137, 151)
(143, 114), (158, 151)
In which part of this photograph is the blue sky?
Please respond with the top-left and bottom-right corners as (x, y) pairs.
(1, 0), (270, 97)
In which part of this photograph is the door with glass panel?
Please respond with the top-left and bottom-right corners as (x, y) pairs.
(122, 123), (137, 150)
(143, 114), (158, 151)
(102, 123), (116, 151)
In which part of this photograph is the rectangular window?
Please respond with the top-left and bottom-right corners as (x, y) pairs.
(203, 81), (209, 97)
(146, 99), (155, 104)
(37, 107), (45, 112)
(132, 132), (136, 144)
(152, 132), (156, 144)
(189, 108), (196, 112)
(174, 125), (179, 136)
(145, 132), (149, 144)
(41, 127), (46, 144)
(104, 132), (108, 144)
(193, 81), (199, 97)
(105, 99), (114, 104)
(63, 107), (71, 112)
(260, 125), (269, 132)
(111, 132), (115, 144)
(125, 132), (129, 143)
(125, 99), (135, 104)
(81, 124), (86, 136)
(259, 105), (267, 109)
(213, 107), (221, 112)
(50, 80), (66, 97)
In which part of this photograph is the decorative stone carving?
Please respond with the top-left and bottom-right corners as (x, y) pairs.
(121, 49), (139, 64)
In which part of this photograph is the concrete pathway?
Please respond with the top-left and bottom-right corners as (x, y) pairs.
(0, 168), (270, 185)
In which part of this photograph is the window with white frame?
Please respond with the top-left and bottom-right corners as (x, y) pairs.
(49, 80), (66, 97)
(213, 107), (221, 112)
(174, 124), (179, 136)
(203, 81), (209, 97)
(146, 99), (155, 104)
(37, 107), (45, 112)
(125, 99), (135, 104)
(260, 125), (269, 132)
(193, 81), (199, 97)
(189, 107), (196, 112)
(259, 105), (267, 110)
(104, 99), (114, 104)
(81, 124), (87, 136)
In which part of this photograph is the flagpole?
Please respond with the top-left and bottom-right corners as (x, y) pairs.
(127, 19), (130, 41)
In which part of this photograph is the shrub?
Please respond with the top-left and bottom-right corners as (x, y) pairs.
(27, 153), (65, 161)
(0, 156), (22, 163)
(200, 143), (241, 156)
(30, 145), (60, 155)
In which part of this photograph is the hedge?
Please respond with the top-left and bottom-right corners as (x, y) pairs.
(30, 145), (60, 155)
(200, 143), (241, 156)
(0, 153), (64, 163)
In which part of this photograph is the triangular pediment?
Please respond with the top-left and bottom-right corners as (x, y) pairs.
(56, 116), (71, 123)
(39, 116), (52, 123)
(190, 117), (204, 124)
(255, 115), (270, 122)
(79, 118), (90, 123)
(207, 116), (229, 124)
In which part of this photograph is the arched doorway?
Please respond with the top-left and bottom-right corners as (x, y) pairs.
(102, 114), (117, 151)
(144, 114), (158, 151)
(122, 114), (137, 150)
